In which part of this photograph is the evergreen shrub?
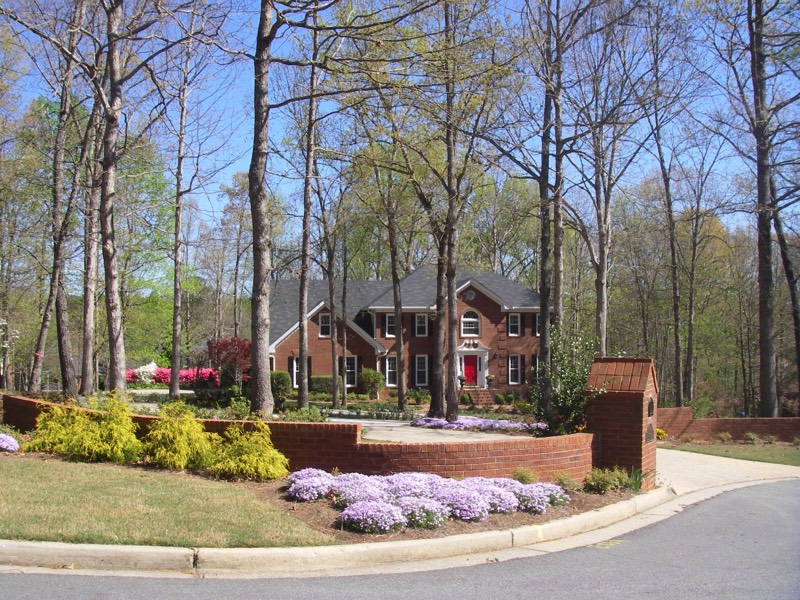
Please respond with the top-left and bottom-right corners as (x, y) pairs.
(24, 395), (141, 464)
(143, 402), (219, 470)
(208, 421), (289, 481)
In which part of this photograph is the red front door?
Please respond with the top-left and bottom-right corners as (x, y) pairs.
(463, 355), (478, 386)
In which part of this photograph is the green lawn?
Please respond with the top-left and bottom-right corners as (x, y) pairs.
(664, 442), (800, 466)
(0, 455), (335, 548)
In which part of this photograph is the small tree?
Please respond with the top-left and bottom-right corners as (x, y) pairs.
(207, 337), (251, 391)
(530, 331), (598, 435)
(358, 368), (385, 401)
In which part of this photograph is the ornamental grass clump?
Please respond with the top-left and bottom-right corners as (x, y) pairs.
(0, 433), (20, 452)
(338, 500), (406, 534)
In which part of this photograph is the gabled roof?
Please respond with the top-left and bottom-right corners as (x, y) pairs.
(369, 264), (541, 311)
(269, 278), (391, 347)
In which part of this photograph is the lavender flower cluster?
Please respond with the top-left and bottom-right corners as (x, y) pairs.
(286, 468), (570, 534)
(0, 433), (20, 453)
(410, 416), (548, 435)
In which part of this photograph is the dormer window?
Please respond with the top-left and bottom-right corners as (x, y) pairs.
(461, 310), (480, 337)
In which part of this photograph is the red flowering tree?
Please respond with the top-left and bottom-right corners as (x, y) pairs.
(207, 337), (252, 391)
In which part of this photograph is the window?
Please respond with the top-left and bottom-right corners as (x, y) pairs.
(415, 355), (428, 386)
(461, 310), (480, 337)
(508, 354), (521, 385)
(385, 314), (396, 338)
(386, 355), (397, 387)
(531, 354), (540, 381)
(319, 313), (331, 337)
(508, 313), (521, 336)
(291, 356), (311, 388)
(345, 356), (358, 387)
(415, 313), (428, 337)
(535, 313), (541, 336)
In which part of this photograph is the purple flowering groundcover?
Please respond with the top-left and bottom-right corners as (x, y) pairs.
(286, 468), (570, 534)
(410, 416), (548, 435)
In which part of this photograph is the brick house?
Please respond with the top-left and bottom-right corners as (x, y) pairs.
(269, 266), (542, 399)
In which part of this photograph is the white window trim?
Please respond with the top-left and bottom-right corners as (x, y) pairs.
(291, 356), (300, 388)
(415, 354), (429, 387)
(386, 314), (396, 338)
(508, 354), (521, 386)
(386, 355), (398, 387)
(460, 310), (481, 337)
(415, 313), (428, 337)
(508, 313), (521, 337)
(535, 313), (541, 337)
(345, 356), (358, 387)
(319, 312), (331, 338)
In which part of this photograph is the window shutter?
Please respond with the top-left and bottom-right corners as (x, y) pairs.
(288, 357), (294, 387)
(308, 357), (312, 378)
(411, 315), (416, 337)
(520, 314), (526, 336)
(411, 354), (417, 384)
(382, 313), (387, 337)
(521, 355), (526, 384)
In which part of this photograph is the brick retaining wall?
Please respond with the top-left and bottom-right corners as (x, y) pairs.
(2, 394), (593, 481)
(658, 407), (800, 442)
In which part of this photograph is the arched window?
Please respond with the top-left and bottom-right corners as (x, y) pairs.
(461, 310), (480, 337)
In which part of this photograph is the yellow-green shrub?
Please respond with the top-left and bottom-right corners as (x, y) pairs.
(24, 395), (141, 464)
(143, 402), (219, 470)
(208, 421), (289, 482)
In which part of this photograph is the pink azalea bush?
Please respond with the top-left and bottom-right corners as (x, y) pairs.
(126, 366), (220, 388)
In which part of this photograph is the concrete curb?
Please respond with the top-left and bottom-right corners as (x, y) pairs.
(0, 540), (194, 573)
(0, 485), (679, 577)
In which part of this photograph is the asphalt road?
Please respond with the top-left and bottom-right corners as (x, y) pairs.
(2, 480), (798, 600)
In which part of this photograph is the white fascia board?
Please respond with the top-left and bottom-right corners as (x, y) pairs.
(456, 279), (508, 309)
(269, 301), (327, 353)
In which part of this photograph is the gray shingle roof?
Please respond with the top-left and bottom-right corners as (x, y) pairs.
(270, 266), (540, 344)
(369, 264), (541, 311)
(269, 278), (391, 342)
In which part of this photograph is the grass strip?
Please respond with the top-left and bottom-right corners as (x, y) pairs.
(0, 455), (335, 548)
(668, 443), (800, 466)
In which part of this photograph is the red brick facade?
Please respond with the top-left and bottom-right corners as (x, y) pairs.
(274, 285), (542, 399)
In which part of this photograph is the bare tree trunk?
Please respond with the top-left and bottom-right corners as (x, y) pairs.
(248, 0), (280, 417)
(100, 0), (128, 392)
(169, 54), (190, 400)
(749, 0), (778, 417)
(773, 208), (800, 402)
(56, 276), (77, 397)
(28, 0), (85, 393)
(80, 123), (101, 396)
(297, 19), (320, 410)
(387, 208), (407, 410)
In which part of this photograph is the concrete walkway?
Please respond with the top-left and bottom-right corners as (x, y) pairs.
(1, 429), (799, 579)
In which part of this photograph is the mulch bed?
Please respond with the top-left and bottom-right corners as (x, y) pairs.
(245, 479), (631, 544)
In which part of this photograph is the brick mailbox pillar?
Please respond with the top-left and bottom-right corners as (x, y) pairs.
(585, 357), (658, 491)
